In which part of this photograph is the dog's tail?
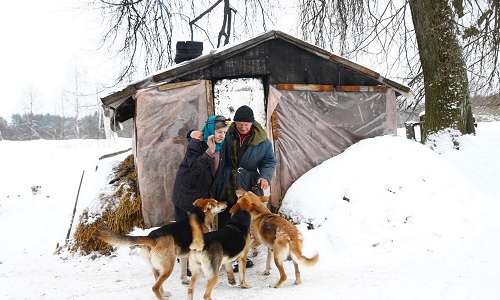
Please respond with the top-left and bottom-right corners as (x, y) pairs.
(94, 229), (155, 248)
(291, 251), (319, 267)
(289, 234), (319, 267)
(189, 213), (204, 251)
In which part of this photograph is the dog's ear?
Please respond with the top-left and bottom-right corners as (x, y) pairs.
(235, 187), (246, 198)
(193, 198), (212, 212)
(252, 202), (270, 214)
(240, 198), (254, 211)
(202, 202), (212, 212)
(229, 203), (240, 214)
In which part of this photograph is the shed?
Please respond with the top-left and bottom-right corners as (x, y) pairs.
(101, 30), (413, 227)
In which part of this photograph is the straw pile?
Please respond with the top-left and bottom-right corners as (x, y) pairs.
(70, 154), (145, 255)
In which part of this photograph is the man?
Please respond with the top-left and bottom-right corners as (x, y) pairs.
(213, 105), (276, 271)
(214, 105), (276, 223)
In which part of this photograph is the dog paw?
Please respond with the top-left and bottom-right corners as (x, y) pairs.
(294, 279), (302, 285)
(228, 279), (236, 285)
(240, 283), (252, 289)
(162, 291), (172, 297)
(263, 271), (270, 276)
(181, 279), (190, 285)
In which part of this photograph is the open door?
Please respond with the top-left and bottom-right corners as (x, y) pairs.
(213, 78), (266, 131)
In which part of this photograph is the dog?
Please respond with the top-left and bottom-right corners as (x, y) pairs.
(232, 188), (319, 288)
(93, 198), (227, 300)
(187, 206), (252, 300)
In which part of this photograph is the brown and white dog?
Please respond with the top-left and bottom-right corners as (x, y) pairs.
(232, 188), (319, 288)
(93, 198), (227, 300)
(187, 205), (252, 300)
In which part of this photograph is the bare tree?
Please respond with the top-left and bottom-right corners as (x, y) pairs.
(22, 84), (41, 140)
(62, 58), (99, 139)
(86, 0), (498, 142)
(297, 0), (499, 142)
(83, 0), (276, 86)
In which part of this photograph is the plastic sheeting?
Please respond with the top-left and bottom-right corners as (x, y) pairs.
(134, 81), (209, 227)
(267, 85), (396, 207)
(132, 81), (396, 225)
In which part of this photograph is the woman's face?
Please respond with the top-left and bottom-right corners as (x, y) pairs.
(214, 127), (228, 143)
(235, 121), (253, 135)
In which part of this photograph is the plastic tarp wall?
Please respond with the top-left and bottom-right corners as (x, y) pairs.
(267, 86), (396, 206)
(134, 81), (209, 227)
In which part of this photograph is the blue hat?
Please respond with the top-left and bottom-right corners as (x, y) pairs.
(201, 115), (228, 152)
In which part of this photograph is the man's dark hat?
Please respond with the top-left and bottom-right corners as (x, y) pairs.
(233, 105), (255, 122)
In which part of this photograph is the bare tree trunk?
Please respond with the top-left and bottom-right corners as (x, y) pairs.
(409, 0), (475, 142)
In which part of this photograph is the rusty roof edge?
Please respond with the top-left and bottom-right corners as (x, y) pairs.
(330, 54), (381, 78)
(378, 76), (415, 99)
(329, 53), (413, 98)
(101, 85), (137, 107)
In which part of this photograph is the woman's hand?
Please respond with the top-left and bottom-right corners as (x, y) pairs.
(207, 135), (216, 154)
(190, 130), (204, 141)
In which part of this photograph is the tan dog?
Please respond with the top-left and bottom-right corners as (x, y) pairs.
(94, 198), (227, 300)
(187, 206), (252, 300)
(232, 188), (319, 288)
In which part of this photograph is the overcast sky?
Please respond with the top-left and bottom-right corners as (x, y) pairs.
(0, 0), (110, 120)
(0, 1), (302, 121)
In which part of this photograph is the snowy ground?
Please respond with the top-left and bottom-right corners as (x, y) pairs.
(0, 123), (499, 300)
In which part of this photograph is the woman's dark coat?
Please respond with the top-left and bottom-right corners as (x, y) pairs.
(171, 139), (225, 213)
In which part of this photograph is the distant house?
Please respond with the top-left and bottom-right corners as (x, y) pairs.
(101, 30), (413, 227)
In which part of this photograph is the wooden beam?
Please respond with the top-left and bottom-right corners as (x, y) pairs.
(335, 86), (389, 93)
(277, 84), (334, 91)
(101, 85), (137, 106)
(157, 80), (205, 91)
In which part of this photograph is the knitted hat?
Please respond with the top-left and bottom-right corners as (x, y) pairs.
(233, 105), (255, 122)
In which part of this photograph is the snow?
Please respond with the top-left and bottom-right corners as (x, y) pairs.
(1, 123), (499, 300)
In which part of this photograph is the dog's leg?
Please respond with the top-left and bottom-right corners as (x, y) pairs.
(293, 261), (302, 285)
(203, 274), (220, 300)
(187, 255), (202, 300)
(152, 272), (172, 300)
(264, 247), (272, 276)
(250, 238), (262, 257)
(179, 257), (189, 284)
(187, 267), (199, 300)
(237, 256), (252, 288)
(224, 262), (236, 285)
(151, 257), (175, 300)
(270, 250), (287, 288)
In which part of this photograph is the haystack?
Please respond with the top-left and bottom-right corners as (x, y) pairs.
(70, 154), (145, 255)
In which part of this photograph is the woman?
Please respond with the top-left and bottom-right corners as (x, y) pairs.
(171, 115), (230, 222)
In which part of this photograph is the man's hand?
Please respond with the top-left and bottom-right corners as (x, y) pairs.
(257, 178), (269, 190)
